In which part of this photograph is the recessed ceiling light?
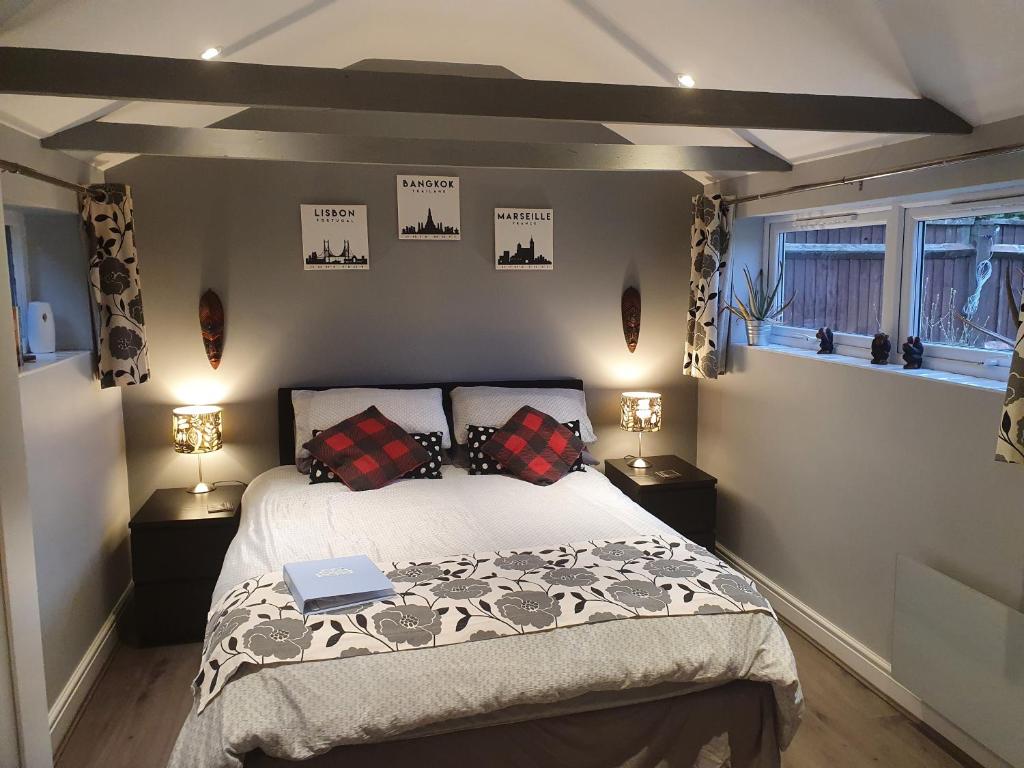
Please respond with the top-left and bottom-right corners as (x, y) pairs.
(200, 47), (221, 61)
(677, 73), (696, 88)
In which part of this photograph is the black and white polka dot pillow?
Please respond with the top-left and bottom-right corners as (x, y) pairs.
(309, 430), (444, 484)
(402, 432), (444, 479)
(308, 450), (341, 484)
(466, 425), (505, 475)
(563, 420), (586, 473)
(467, 421), (585, 475)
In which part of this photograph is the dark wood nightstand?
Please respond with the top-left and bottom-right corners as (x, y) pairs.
(129, 485), (243, 645)
(605, 455), (717, 552)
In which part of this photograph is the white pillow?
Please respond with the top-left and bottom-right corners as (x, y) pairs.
(297, 388), (451, 460)
(450, 386), (596, 445)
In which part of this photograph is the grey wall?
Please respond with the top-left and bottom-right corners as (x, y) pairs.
(700, 130), (1024, 663)
(0, 123), (105, 765)
(24, 209), (92, 352)
(710, 112), (1024, 220)
(0, 594), (16, 768)
(0, 185), (26, 768)
(110, 150), (700, 510)
(19, 353), (131, 706)
(0, 122), (102, 212)
(700, 341), (1024, 658)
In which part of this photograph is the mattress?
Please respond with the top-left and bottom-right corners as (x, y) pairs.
(213, 464), (684, 603)
(171, 465), (802, 768)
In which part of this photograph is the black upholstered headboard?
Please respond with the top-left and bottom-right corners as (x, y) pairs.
(278, 378), (585, 465)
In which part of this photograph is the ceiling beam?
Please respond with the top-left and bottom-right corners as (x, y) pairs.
(41, 122), (792, 172)
(1, 47), (971, 135)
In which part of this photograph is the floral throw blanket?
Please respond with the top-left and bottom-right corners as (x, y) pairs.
(195, 535), (774, 713)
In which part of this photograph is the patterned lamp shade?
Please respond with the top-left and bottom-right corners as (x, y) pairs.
(620, 392), (662, 433)
(172, 405), (223, 454)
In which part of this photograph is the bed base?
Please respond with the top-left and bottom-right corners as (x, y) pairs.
(246, 680), (780, 768)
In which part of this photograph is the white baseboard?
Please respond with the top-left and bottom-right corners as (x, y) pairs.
(48, 584), (131, 751)
(717, 545), (1014, 768)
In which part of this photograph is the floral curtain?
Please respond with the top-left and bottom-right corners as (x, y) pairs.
(684, 194), (731, 379)
(80, 184), (149, 387)
(995, 300), (1024, 463)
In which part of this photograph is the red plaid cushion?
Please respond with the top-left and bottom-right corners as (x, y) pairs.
(302, 406), (429, 491)
(481, 406), (584, 485)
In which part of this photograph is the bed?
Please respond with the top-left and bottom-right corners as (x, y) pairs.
(169, 380), (802, 768)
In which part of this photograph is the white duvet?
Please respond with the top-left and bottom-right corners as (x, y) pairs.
(215, 465), (680, 603)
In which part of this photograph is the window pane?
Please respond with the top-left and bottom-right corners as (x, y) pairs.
(917, 214), (1024, 351)
(780, 224), (885, 335)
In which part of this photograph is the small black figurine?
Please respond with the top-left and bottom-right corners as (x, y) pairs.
(816, 327), (834, 355)
(902, 336), (924, 369)
(870, 333), (891, 365)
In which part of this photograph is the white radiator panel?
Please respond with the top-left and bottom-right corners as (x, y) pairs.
(893, 556), (1024, 766)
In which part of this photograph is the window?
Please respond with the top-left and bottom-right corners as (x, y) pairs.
(765, 213), (895, 357)
(3, 212), (29, 339)
(778, 223), (886, 335)
(763, 195), (1024, 381)
(900, 198), (1024, 378)
(914, 213), (1023, 352)
(3, 206), (95, 357)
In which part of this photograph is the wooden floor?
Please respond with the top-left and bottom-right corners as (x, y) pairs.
(56, 624), (964, 768)
(780, 628), (963, 768)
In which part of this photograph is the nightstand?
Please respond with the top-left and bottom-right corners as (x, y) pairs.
(129, 485), (243, 645)
(605, 455), (717, 552)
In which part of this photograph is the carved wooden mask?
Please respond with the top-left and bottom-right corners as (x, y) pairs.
(621, 287), (641, 353)
(199, 289), (225, 369)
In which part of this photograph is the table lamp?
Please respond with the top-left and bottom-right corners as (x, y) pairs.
(620, 392), (661, 468)
(172, 405), (223, 493)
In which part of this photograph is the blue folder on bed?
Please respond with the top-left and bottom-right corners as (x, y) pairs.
(283, 555), (396, 616)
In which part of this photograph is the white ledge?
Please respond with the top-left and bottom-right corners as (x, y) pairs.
(739, 343), (1007, 394)
(17, 350), (91, 378)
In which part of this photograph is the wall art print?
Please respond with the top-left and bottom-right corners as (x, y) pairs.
(397, 176), (461, 240)
(494, 208), (553, 270)
(300, 205), (369, 270)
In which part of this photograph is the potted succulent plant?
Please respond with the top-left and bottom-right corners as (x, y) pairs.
(725, 268), (793, 346)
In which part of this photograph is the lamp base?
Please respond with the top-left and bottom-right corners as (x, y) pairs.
(188, 481), (214, 494)
(626, 456), (652, 469)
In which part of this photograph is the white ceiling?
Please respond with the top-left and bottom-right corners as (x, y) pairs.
(0, 0), (1023, 182)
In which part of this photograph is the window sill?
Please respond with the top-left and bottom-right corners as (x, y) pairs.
(738, 343), (1007, 394)
(17, 350), (91, 379)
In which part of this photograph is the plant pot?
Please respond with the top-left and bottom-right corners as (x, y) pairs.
(744, 320), (773, 347)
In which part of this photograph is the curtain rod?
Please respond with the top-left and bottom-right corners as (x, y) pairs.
(0, 157), (88, 194)
(726, 141), (1024, 206)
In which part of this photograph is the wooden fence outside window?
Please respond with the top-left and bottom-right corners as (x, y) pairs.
(780, 221), (1024, 347)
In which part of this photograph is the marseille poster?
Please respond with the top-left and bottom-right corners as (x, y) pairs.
(300, 205), (369, 270)
(495, 208), (553, 270)
(397, 175), (461, 240)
